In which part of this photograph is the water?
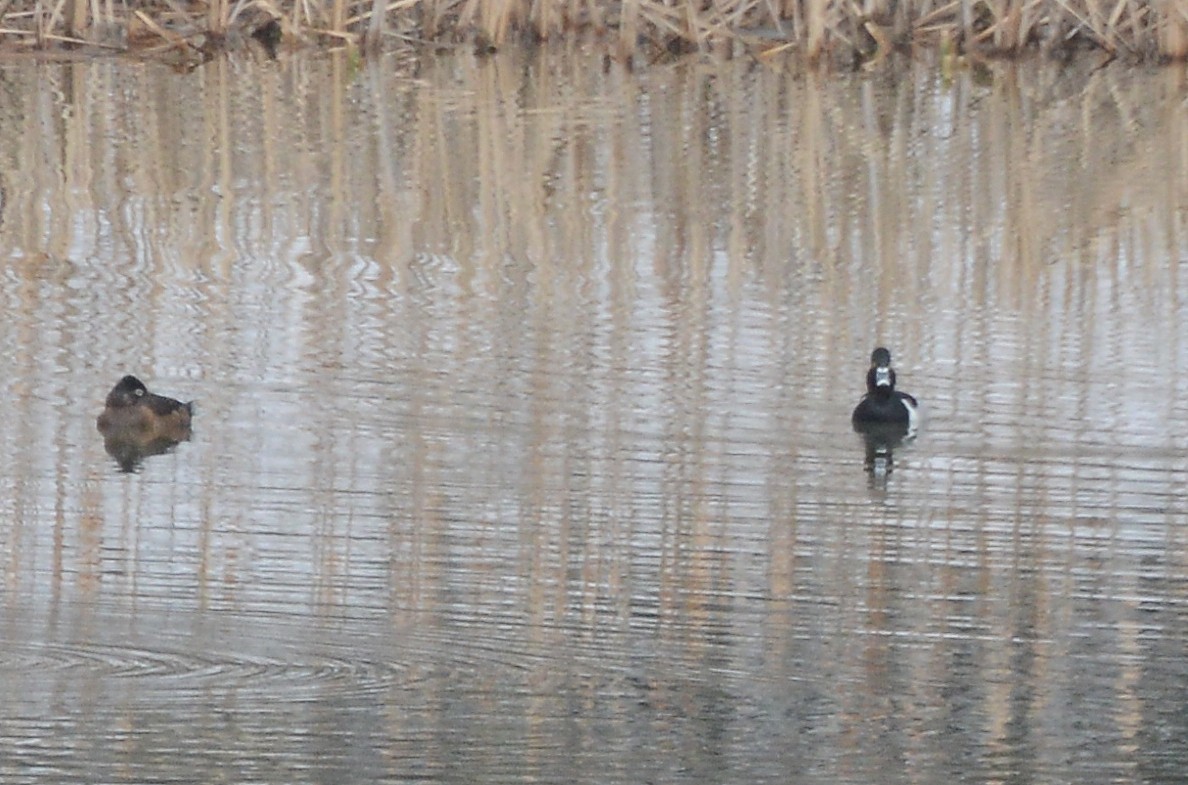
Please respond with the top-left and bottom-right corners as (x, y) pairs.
(0, 51), (1186, 783)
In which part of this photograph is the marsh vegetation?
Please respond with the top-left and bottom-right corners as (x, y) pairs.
(5, 0), (1188, 65)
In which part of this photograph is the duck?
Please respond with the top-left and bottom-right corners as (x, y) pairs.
(851, 347), (919, 432)
(97, 375), (194, 444)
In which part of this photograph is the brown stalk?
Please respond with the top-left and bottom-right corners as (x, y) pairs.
(363, 0), (386, 48)
(344, 0), (419, 27)
(207, 0), (226, 34)
(619, 0), (639, 56)
(805, 0), (827, 60)
(134, 8), (200, 48)
(63, 0), (82, 36)
(330, 0), (347, 34)
(1160, 1), (1188, 58)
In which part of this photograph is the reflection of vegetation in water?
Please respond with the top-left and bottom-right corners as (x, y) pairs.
(1, 0), (1186, 63)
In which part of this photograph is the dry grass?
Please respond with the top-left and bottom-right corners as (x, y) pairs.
(1, 0), (1187, 62)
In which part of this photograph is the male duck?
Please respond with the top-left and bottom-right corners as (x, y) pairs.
(851, 347), (919, 431)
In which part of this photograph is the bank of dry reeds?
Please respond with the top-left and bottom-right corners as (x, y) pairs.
(3, 0), (1188, 62)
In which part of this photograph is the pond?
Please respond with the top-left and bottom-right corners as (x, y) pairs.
(0, 50), (1186, 783)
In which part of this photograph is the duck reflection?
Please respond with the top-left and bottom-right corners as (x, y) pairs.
(101, 432), (190, 473)
(855, 422), (912, 482)
(97, 375), (194, 472)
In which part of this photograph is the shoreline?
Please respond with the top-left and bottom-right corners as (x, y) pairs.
(1, 1), (1186, 66)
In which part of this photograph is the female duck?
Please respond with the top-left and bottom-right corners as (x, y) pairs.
(851, 347), (919, 431)
(97, 375), (194, 442)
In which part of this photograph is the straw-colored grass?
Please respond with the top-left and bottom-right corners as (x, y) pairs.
(2, 0), (1188, 62)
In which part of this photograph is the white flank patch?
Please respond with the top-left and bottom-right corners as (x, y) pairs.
(904, 397), (920, 436)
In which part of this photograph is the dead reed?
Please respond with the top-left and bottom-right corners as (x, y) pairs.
(2, 0), (1187, 63)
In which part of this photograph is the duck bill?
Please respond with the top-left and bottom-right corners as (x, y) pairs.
(874, 367), (892, 388)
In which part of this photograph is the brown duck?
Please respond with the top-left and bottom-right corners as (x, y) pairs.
(97, 375), (193, 470)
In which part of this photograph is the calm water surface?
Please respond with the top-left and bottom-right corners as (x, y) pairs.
(0, 51), (1186, 783)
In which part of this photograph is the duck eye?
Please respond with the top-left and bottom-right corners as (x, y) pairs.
(133, 388), (145, 397)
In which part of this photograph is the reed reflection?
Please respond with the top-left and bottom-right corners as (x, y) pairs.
(0, 52), (1182, 785)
